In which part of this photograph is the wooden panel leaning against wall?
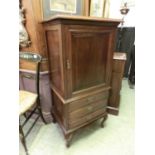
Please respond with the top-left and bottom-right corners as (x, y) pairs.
(20, 0), (49, 71)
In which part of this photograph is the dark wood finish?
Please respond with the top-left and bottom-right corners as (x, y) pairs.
(108, 52), (126, 115)
(101, 112), (108, 128)
(43, 15), (121, 146)
(71, 29), (108, 92)
(69, 91), (109, 112)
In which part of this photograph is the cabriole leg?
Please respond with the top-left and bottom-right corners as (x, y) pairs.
(101, 113), (108, 128)
(65, 133), (73, 148)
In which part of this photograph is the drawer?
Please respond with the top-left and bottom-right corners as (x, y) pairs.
(69, 98), (107, 121)
(68, 108), (106, 129)
(20, 72), (36, 80)
(69, 91), (109, 112)
(19, 72), (36, 92)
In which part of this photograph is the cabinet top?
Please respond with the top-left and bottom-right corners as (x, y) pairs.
(42, 14), (122, 25)
(113, 52), (127, 60)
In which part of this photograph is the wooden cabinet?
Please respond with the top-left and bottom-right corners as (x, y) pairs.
(43, 15), (121, 147)
(108, 52), (126, 115)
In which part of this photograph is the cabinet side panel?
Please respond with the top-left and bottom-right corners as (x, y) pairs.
(108, 57), (126, 115)
(52, 90), (68, 129)
(45, 30), (63, 95)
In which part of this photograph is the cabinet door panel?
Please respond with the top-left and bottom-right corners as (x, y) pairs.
(72, 32), (109, 92)
(66, 26), (114, 96)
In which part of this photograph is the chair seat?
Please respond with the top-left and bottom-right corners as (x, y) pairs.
(19, 90), (38, 116)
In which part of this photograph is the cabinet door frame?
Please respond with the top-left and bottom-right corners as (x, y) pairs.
(64, 25), (116, 98)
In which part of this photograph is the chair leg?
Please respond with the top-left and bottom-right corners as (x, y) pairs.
(23, 113), (27, 119)
(19, 124), (29, 155)
(37, 98), (47, 124)
(38, 106), (47, 124)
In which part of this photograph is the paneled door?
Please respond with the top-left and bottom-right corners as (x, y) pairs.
(65, 25), (116, 97)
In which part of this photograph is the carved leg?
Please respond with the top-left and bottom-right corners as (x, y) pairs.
(65, 133), (73, 148)
(19, 124), (29, 155)
(101, 113), (108, 128)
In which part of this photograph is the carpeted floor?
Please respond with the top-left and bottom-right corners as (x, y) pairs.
(20, 79), (135, 155)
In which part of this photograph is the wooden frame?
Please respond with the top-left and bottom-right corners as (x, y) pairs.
(42, 0), (85, 20)
(89, 0), (105, 17)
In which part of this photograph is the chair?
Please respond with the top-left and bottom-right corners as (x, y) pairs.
(19, 52), (46, 155)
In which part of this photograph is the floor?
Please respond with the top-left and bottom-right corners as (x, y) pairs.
(19, 79), (135, 155)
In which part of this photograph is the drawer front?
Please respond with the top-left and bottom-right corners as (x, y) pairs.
(69, 91), (109, 112)
(19, 72), (36, 92)
(68, 108), (106, 129)
(69, 98), (107, 121)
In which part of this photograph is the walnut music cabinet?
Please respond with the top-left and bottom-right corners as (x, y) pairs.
(42, 15), (121, 147)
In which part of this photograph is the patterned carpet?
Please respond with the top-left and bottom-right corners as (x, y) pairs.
(20, 79), (135, 155)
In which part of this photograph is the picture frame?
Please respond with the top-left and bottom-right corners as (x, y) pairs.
(89, 0), (105, 17)
(42, 0), (85, 20)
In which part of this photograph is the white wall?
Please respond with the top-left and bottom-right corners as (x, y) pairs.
(109, 0), (135, 27)
(123, 6), (135, 27)
(109, 0), (122, 19)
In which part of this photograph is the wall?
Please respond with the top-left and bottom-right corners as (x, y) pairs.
(109, 0), (135, 27)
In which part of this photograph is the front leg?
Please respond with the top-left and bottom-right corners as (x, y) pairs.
(65, 133), (73, 148)
(101, 113), (108, 128)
